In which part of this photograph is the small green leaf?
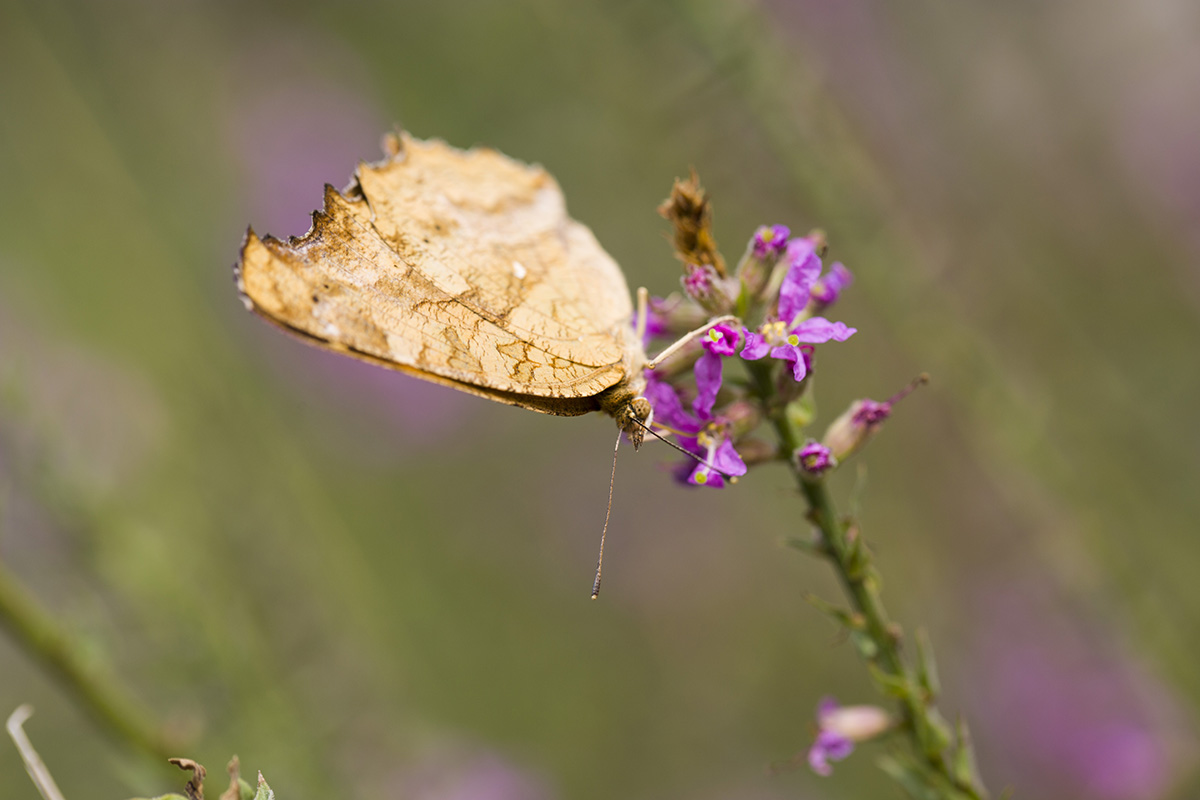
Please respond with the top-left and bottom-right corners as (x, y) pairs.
(784, 534), (827, 556)
(952, 717), (988, 796)
(876, 754), (940, 800)
(802, 592), (861, 629)
(867, 663), (911, 698)
(915, 628), (941, 699)
(879, 753), (978, 800)
(253, 773), (275, 800)
(842, 526), (872, 579)
(735, 279), (751, 319)
(914, 707), (953, 759)
(849, 629), (878, 659)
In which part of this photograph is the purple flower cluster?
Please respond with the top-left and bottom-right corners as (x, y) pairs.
(639, 228), (858, 487)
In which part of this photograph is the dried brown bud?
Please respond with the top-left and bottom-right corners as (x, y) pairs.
(658, 170), (726, 277)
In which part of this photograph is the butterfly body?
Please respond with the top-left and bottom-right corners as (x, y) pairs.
(235, 132), (650, 445)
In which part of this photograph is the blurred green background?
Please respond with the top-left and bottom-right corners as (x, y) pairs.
(1, 1), (1198, 798)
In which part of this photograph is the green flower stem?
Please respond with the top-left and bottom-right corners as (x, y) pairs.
(0, 558), (176, 762)
(799, 474), (990, 798)
(745, 360), (987, 797)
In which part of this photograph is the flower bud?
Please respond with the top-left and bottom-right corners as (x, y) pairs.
(681, 262), (734, 315)
(821, 399), (889, 462)
(808, 262), (853, 313)
(650, 292), (710, 336)
(817, 701), (892, 742)
(807, 696), (892, 777)
(721, 399), (763, 439)
(821, 375), (928, 461)
(752, 224), (791, 259)
(795, 440), (836, 476)
(737, 224), (790, 302)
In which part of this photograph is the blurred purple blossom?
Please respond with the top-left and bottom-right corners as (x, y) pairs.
(386, 750), (556, 800)
(224, 49), (475, 448)
(224, 33), (386, 239)
(807, 698), (854, 776)
(808, 728), (854, 777)
(966, 581), (1192, 799)
(809, 262), (853, 309)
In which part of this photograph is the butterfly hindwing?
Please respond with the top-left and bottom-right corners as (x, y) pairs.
(235, 133), (645, 404)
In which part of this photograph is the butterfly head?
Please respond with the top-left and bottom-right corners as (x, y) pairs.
(598, 382), (653, 450)
(619, 396), (653, 450)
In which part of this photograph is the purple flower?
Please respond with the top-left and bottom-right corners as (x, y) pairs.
(644, 375), (747, 489)
(692, 324), (741, 417)
(797, 440), (835, 475)
(823, 377), (927, 461)
(741, 317), (856, 382)
(810, 262), (853, 309)
(778, 237), (823, 325)
(752, 224), (791, 258)
(806, 697), (891, 777)
(808, 729), (854, 777)
(678, 435), (747, 488)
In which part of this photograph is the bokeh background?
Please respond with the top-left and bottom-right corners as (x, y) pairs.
(2, 1), (1198, 798)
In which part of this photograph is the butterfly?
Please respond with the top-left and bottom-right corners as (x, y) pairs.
(234, 131), (654, 447)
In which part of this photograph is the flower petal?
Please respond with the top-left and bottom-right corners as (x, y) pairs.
(711, 437), (748, 477)
(740, 330), (770, 360)
(692, 351), (723, 418)
(791, 317), (856, 343)
(778, 238), (822, 325)
(770, 344), (809, 382)
(643, 375), (702, 434)
(807, 745), (833, 777)
(819, 730), (855, 760)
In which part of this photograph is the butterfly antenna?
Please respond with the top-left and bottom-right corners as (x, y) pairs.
(591, 429), (623, 599)
(630, 416), (738, 484)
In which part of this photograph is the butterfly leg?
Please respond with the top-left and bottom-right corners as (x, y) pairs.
(645, 314), (741, 370)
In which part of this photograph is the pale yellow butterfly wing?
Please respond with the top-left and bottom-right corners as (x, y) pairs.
(235, 132), (646, 416)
